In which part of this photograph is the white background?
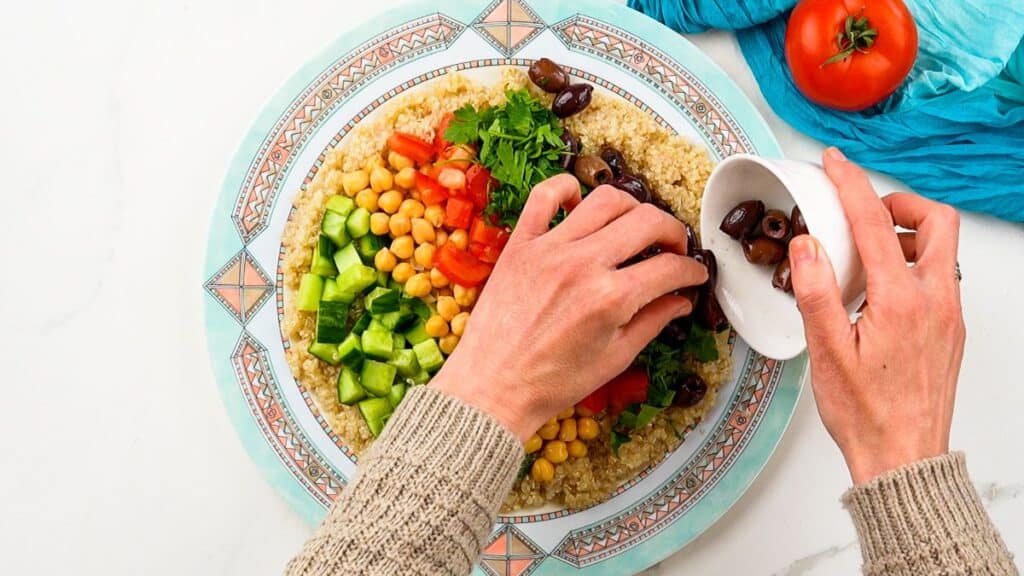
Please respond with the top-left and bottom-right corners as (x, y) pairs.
(1, 1), (1021, 574)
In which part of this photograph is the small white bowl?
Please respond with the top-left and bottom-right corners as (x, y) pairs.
(700, 154), (866, 360)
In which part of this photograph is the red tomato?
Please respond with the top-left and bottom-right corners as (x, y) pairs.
(469, 217), (510, 249)
(466, 164), (497, 211)
(414, 172), (448, 205)
(387, 132), (435, 165)
(577, 385), (609, 416)
(785, 0), (917, 111)
(433, 243), (493, 287)
(445, 197), (475, 230)
(606, 367), (650, 416)
(434, 112), (454, 151)
(469, 242), (503, 264)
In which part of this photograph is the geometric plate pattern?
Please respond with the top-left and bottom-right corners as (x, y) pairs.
(204, 249), (272, 324)
(473, 0), (545, 57)
(480, 525), (545, 576)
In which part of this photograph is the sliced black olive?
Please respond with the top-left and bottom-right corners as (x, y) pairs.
(772, 258), (793, 293)
(674, 374), (708, 408)
(684, 222), (701, 254)
(741, 236), (787, 265)
(719, 200), (765, 239)
(573, 155), (613, 188)
(528, 58), (569, 94)
(610, 174), (651, 203)
(791, 205), (808, 237)
(599, 147), (629, 178)
(560, 129), (580, 171)
(552, 84), (593, 118)
(760, 209), (791, 241)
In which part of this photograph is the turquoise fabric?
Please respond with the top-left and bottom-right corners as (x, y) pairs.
(629, 0), (1024, 221)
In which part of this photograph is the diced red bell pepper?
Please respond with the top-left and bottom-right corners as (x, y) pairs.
(387, 132), (435, 165)
(434, 112), (454, 152)
(469, 242), (503, 264)
(445, 197), (475, 230)
(607, 367), (650, 417)
(469, 217), (510, 249)
(466, 164), (497, 211)
(577, 385), (610, 416)
(433, 243), (493, 287)
(415, 172), (448, 206)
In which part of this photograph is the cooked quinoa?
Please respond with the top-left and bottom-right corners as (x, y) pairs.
(281, 68), (730, 512)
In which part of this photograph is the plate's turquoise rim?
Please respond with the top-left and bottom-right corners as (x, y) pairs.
(203, 0), (803, 572)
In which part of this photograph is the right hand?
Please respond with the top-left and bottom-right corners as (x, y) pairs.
(791, 147), (966, 485)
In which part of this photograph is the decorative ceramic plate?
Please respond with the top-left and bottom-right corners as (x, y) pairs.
(203, 1), (806, 573)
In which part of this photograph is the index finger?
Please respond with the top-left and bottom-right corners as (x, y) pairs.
(822, 148), (907, 290)
(508, 173), (582, 245)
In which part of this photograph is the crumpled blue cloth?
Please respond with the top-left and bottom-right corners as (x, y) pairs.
(629, 0), (1024, 221)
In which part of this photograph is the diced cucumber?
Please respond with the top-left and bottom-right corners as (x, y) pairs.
(387, 383), (407, 409)
(357, 234), (384, 262)
(392, 333), (406, 350)
(316, 301), (350, 344)
(325, 195), (355, 216)
(337, 333), (363, 367)
(321, 211), (350, 247)
(336, 264), (377, 294)
(393, 305), (419, 332)
(376, 270), (391, 288)
(308, 341), (341, 365)
(404, 320), (431, 345)
(321, 278), (356, 303)
(361, 329), (394, 360)
(360, 360), (397, 398)
(408, 369), (431, 385)
(346, 207), (371, 239)
(332, 244), (362, 277)
(366, 287), (401, 315)
(337, 367), (366, 405)
(413, 339), (445, 373)
(389, 348), (420, 378)
(350, 312), (372, 335)
(407, 297), (432, 320)
(311, 235), (338, 277)
(296, 274), (324, 312)
(358, 397), (393, 437)
(377, 309), (413, 331)
(367, 318), (389, 333)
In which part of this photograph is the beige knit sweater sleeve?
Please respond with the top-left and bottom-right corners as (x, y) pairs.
(843, 452), (1017, 575)
(285, 385), (523, 576)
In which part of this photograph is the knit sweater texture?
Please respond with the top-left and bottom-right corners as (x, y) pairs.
(286, 387), (1016, 575)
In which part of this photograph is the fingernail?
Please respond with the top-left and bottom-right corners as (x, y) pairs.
(789, 236), (818, 265)
(825, 147), (846, 161)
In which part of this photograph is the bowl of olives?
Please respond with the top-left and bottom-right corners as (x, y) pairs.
(700, 154), (866, 360)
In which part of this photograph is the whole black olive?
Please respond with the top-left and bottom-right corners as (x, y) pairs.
(772, 258), (793, 293)
(674, 374), (708, 408)
(552, 83), (593, 118)
(692, 249), (718, 289)
(791, 205), (809, 237)
(574, 154), (613, 188)
(719, 200), (765, 240)
(621, 244), (661, 268)
(610, 174), (651, 203)
(696, 288), (729, 332)
(528, 58), (569, 94)
(684, 222), (701, 255)
(741, 236), (787, 265)
(657, 316), (691, 346)
(678, 286), (700, 309)
(560, 129), (581, 171)
(599, 147), (629, 178)
(760, 209), (791, 241)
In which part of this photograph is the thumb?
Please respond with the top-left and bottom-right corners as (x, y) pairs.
(789, 235), (851, 353)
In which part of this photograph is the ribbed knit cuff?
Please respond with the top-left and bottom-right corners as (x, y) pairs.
(842, 452), (1017, 576)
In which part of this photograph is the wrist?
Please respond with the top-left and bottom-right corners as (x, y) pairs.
(430, 368), (538, 443)
(843, 443), (949, 485)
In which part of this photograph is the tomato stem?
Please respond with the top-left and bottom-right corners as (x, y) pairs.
(822, 14), (878, 67)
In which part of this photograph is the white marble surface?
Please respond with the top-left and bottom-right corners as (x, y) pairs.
(1, 1), (1021, 574)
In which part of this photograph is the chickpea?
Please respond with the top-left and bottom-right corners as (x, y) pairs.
(556, 407), (575, 420)
(435, 229), (449, 246)
(370, 165), (393, 193)
(341, 170), (369, 196)
(424, 205), (445, 227)
(425, 315), (449, 338)
(443, 144), (475, 170)
(414, 243), (436, 269)
(567, 439), (588, 459)
(399, 198), (425, 219)
(369, 212), (391, 236)
(374, 248), (397, 272)
(391, 262), (415, 284)
(387, 150), (414, 171)
(438, 333), (460, 355)
(575, 405), (595, 418)
(436, 287), (454, 298)
(558, 418), (578, 442)
(453, 284), (478, 307)
(524, 434), (543, 454)
(449, 229), (469, 250)
(450, 312), (469, 336)
(537, 418), (559, 440)
(389, 214), (412, 237)
(355, 189), (379, 212)
(531, 458), (555, 483)
(378, 190), (404, 215)
(542, 440), (569, 464)
(390, 235), (415, 260)
(411, 218), (435, 244)
(577, 417), (599, 441)
(437, 167), (467, 190)
(430, 267), (449, 288)
(394, 166), (417, 190)
(436, 296), (460, 321)
(363, 154), (385, 173)
(404, 273), (432, 298)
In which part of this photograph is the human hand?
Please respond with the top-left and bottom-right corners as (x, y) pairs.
(431, 174), (708, 441)
(791, 147), (965, 485)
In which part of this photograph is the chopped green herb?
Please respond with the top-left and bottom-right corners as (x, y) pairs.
(683, 323), (720, 363)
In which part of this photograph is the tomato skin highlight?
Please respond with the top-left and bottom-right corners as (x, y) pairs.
(387, 132), (436, 164)
(785, 0), (918, 111)
(433, 243), (493, 287)
(415, 172), (449, 206)
(606, 367), (650, 417)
